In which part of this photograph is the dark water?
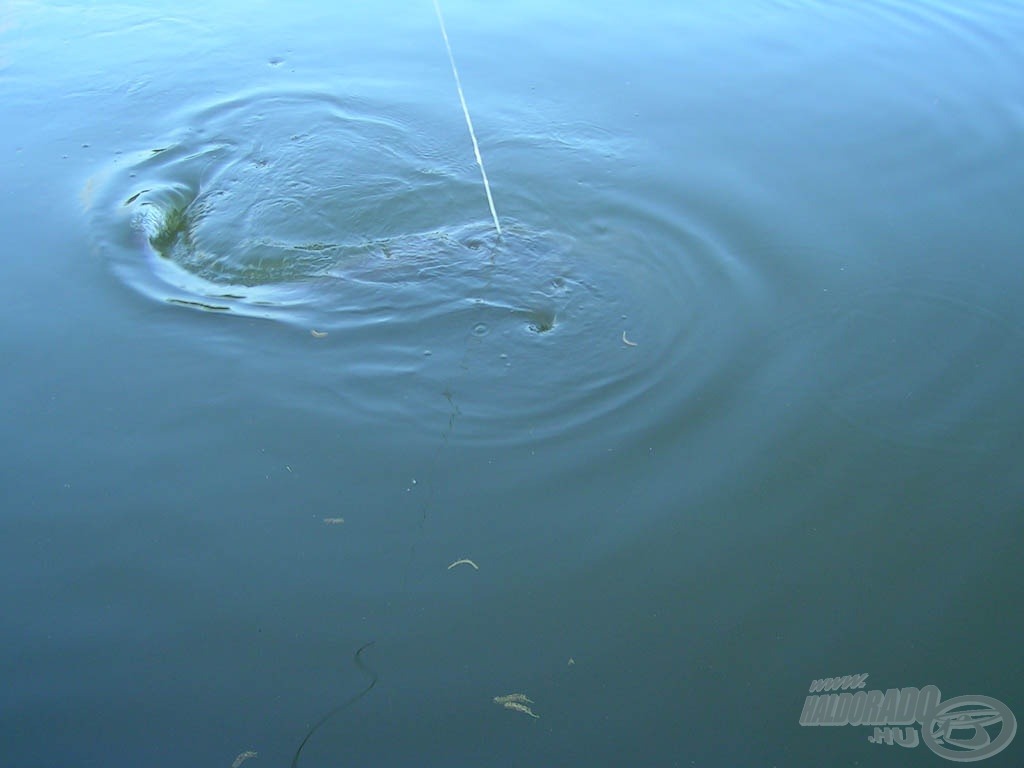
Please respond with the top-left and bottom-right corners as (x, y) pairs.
(2, 1), (1023, 766)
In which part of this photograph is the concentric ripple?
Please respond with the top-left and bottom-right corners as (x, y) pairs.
(89, 86), (731, 445)
(757, 276), (1024, 454)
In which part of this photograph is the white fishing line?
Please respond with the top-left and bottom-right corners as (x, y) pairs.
(432, 0), (502, 236)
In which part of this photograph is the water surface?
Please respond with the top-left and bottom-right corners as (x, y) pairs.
(2, 1), (1023, 766)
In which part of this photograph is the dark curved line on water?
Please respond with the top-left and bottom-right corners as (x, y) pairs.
(290, 641), (379, 768)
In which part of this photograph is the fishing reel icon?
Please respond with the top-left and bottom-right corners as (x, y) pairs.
(922, 695), (1016, 762)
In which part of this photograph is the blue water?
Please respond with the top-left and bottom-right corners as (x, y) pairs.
(2, 1), (1023, 766)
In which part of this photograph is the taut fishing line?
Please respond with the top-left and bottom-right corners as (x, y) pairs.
(432, 0), (502, 236)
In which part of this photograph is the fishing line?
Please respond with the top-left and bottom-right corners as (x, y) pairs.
(401, 231), (505, 589)
(293, 9), (505, 762)
(289, 220), (502, 768)
(290, 641), (379, 768)
(432, 0), (502, 236)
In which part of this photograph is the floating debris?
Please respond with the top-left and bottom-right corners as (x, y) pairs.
(568, 657), (576, 666)
(503, 701), (539, 718)
(447, 558), (479, 571)
(167, 298), (230, 311)
(322, 517), (345, 525)
(123, 189), (148, 206)
(310, 329), (328, 338)
(493, 693), (539, 718)
(622, 330), (638, 347)
(494, 693), (532, 704)
(231, 750), (258, 768)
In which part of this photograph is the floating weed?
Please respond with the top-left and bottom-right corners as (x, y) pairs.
(493, 693), (539, 718)
(150, 204), (190, 252)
